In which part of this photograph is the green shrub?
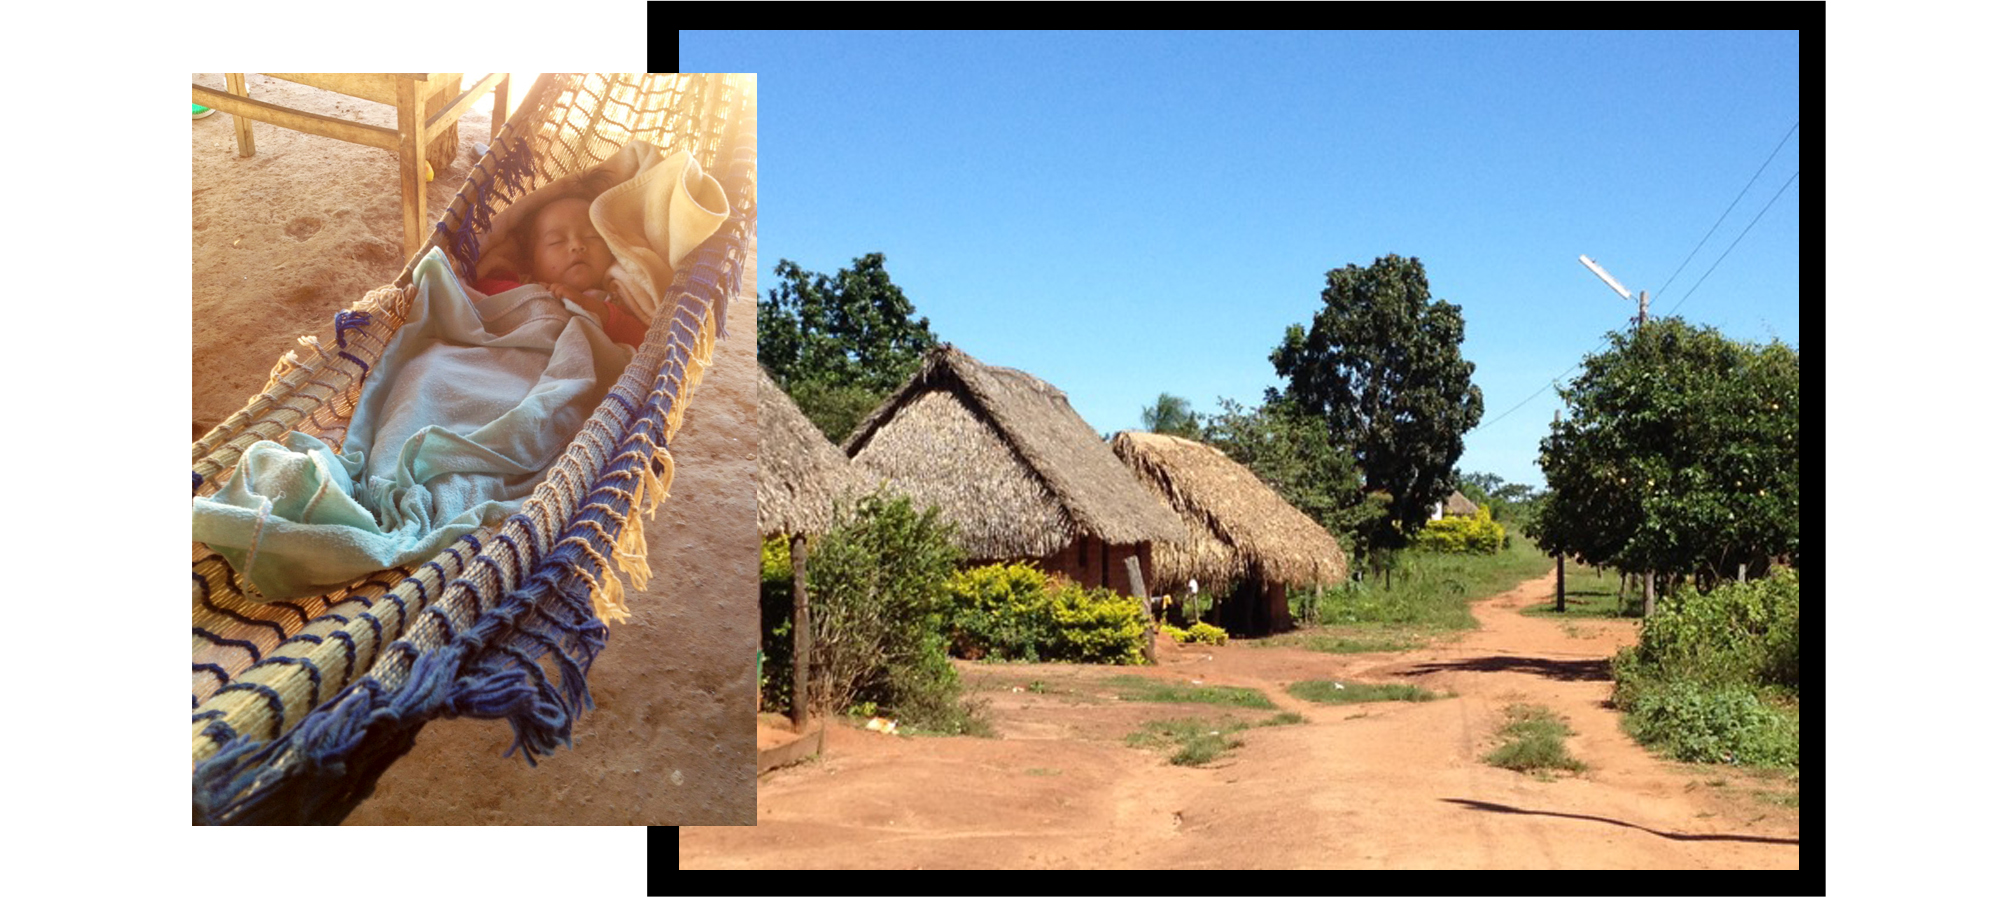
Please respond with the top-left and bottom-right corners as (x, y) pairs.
(1048, 583), (1151, 664)
(1621, 568), (1800, 694)
(1157, 621), (1228, 646)
(1182, 622), (1228, 645)
(943, 562), (1058, 661)
(1413, 505), (1505, 554)
(943, 563), (1150, 664)
(759, 536), (797, 713)
(1621, 679), (1799, 767)
(1611, 569), (1802, 769)
(799, 490), (968, 730)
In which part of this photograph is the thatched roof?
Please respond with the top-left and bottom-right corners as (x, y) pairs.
(1111, 431), (1348, 588)
(1443, 490), (1480, 517)
(758, 367), (869, 536)
(843, 345), (1186, 559)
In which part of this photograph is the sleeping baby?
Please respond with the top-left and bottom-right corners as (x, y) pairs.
(473, 193), (649, 345)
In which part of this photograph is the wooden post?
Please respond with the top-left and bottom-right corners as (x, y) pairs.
(790, 533), (810, 731)
(1126, 555), (1155, 663)
(1643, 570), (1655, 617)
(490, 73), (510, 139)
(1738, 562), (1747, 583)
(1555, 555), (1566, 613)
(394, 75), (429, 257)
(225, 73), (254, 157)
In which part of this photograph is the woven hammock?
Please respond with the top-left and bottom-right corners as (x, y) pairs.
(191, 73), (755, 825)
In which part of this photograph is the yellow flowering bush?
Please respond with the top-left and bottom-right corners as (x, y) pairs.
(1413, 505), (1505, 554)
(944, 562), (1149, 664)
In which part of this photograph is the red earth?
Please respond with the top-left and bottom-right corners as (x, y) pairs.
(682, 569), (1799, 868)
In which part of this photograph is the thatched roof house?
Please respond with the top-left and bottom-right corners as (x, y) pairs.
(843, 345), (1185, 595)
(1111, 431), (1348, 587)
(1112, 431), (1348, 635)
(758, 367), (868, 537)
(1434, 490), (1480, 520)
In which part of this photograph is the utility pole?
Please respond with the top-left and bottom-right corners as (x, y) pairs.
(1553, 408), (1565, 614)
(1579, 254), (1655, 615)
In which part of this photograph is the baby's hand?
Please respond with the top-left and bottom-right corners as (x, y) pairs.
(546, 283), (609, 321)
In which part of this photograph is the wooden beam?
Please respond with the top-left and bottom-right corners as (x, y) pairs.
(424, 71), (509, 133)
(261, 73), (403, 106)
(194, 83), (398, 152)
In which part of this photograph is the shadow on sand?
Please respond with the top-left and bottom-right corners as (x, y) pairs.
(1441, 798), (1798, 845)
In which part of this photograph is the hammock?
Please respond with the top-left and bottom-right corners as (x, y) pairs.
(191, 73), (755, 825)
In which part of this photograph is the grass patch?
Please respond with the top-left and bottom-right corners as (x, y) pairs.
(1287, 679), (1442, 705)
(1484, 703), (1587, 776)
(1258, 631), (1421, 654)
(1107, 675), (1276, 709)
(1288, 536), (1553, 634)
(1126, 718), (1250, 766)
(1126, 711), (1303, 766)
(1024, 767), (1062, 777)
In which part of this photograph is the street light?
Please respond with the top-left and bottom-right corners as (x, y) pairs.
(1577, 254), (1657, 616)
(1579, 254), (1647, 326)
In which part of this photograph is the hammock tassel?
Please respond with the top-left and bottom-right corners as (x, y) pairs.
(572, 541), (631, 625)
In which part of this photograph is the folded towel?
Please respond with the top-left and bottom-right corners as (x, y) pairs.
(591, 146), (731, 326)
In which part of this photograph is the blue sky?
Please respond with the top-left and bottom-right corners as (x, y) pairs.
(684, 31), (1801, 489)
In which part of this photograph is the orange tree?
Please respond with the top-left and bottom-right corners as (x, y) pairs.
(1534, 318), (1799, 592)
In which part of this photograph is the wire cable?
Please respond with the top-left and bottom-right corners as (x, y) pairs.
(1471, 125), (1801, 436)
(1661, 169), (1799, 319)
(1655, 121), (1799, 301)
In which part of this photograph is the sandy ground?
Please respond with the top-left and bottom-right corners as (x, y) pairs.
(682, 570), (1800, 868)
(193, 74), (756, 825)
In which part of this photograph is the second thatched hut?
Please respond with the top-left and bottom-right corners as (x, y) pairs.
(843, 345), (1186, 596)
(758, 366), (869, 539)
(1111, 430), (1349, 636)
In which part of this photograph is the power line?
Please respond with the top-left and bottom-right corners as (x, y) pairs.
(1473, 127), (1800, 436)
(1661, 169), (1799, 319)
(1654, 121), (1799, 300)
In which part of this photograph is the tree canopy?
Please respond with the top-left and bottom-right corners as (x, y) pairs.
(758, 253), (940, 441)
(1271, 254), (1484, 556)
(1535, 318), (1799, 590)
(1140, 393), (1203, 440)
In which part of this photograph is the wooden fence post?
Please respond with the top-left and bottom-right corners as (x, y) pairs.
(790, 533), (810, 731)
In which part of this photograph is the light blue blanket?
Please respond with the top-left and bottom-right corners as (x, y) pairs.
(193, 248), (635, 601)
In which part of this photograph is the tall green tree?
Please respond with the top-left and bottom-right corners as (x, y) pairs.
(1271, 254), (1484, 559)
(1140, 393), (1203, 439)
(1536, 318), (1799, 592)
(759, 253), (940, 441)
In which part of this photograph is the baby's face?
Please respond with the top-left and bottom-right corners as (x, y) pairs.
(529, 197), (613, 292)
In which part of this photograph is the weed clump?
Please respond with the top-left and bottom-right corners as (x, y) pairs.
(1611, 569), (1800, 768)
(1485, 703), (1587, 774)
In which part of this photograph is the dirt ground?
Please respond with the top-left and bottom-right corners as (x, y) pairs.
(192, 74), (757, 824)
(682, 570), (1799, 868)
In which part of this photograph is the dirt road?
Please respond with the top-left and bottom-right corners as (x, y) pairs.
(681, 570), (1799, 868)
